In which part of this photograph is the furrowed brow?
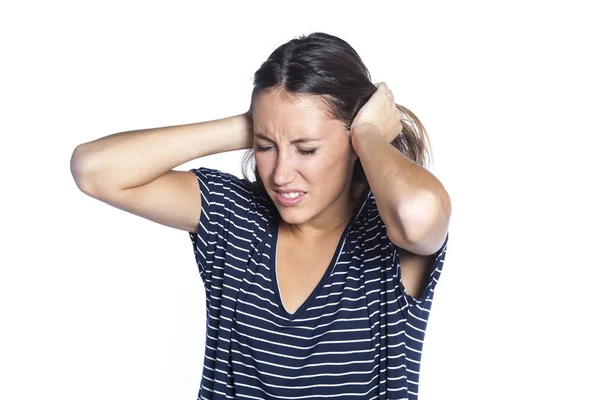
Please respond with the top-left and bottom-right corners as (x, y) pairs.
(254, 133), (323, 144)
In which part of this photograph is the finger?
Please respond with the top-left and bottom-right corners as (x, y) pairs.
(387, 89), (395, 103)
(395, 108), (403, 125)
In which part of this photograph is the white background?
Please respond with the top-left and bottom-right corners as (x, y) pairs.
(1, 1), (598, 399)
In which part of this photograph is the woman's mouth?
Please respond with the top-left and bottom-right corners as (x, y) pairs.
(275, 191), (306, 206)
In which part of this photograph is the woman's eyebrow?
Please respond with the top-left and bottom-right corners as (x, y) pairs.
(254, 133), (324, 144)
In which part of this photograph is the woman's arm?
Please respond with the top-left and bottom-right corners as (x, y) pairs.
(351, 126), (450, 256)
(71, 112), (253, 194)
(349, 83), (450, 256)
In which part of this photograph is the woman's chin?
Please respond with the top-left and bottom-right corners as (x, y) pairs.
(275, 205), (309, 224)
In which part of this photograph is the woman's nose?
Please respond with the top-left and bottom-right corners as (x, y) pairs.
(273, 151), (295, 185)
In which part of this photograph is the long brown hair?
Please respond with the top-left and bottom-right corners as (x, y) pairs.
(242, 32), (433, 201)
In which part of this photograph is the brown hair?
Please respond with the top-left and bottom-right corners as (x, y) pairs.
(242, 32), (433, 201)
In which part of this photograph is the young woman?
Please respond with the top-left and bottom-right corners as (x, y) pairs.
(71, 32), (451, 400)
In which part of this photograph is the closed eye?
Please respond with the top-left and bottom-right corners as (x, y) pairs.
(255, 146), (317, 156)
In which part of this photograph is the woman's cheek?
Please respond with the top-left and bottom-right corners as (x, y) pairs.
(255, 152), (279, 180)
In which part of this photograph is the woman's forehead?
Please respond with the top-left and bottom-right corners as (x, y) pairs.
(253, 90), (325, 118)
(252, 92), (343, 138)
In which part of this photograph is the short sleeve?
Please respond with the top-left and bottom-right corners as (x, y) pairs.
(187, 167), (259, 291)
(394, 231), (449, 310)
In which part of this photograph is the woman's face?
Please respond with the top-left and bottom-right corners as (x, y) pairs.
(252, 89), (358, 227)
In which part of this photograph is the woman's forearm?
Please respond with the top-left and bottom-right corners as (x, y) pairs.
(71, 113), (253, 192)
(351, 126), (449, 251)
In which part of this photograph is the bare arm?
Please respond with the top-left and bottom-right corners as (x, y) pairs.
(70, 112), (254, 232)
(71, 113), (253, 193)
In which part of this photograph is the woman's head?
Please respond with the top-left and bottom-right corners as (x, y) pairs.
(250, 86), (358, 226)
(242, 32), (432, 224)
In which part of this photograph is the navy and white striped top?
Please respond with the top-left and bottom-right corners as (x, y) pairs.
(187, 167), (449, 400)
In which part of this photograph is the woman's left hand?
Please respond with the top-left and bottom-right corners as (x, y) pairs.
(349, 82), (403, 144)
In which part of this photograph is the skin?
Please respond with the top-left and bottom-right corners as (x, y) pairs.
(252, 83), (448, 300)
(251, 87), (365, 245)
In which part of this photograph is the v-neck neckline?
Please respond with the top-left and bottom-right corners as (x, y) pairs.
(268, 188), (371, 320)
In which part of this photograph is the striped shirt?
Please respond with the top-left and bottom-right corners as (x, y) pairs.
(187, 167), (449, 400)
